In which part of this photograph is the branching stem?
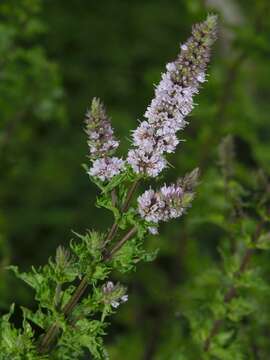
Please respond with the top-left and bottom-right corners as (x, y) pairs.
(104, 179), (139, 245)
(38, 225), (138, 354)
(38, 177), (140, 354)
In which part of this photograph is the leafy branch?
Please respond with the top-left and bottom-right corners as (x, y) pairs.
(203, 220), (265, 352)
(37, 171), (141, 355)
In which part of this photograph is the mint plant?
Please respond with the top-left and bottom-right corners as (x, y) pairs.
(0, 15), (217, 359)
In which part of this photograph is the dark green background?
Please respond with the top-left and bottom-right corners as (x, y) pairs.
(1, 0), (270, 358)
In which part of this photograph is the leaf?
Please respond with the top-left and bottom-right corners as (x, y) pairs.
(21, 306), (47, 330)
(96, 193), (120, 221)
(256, 233), (270, 250)
(216, 330), (235, 346)
(235, 268), (269, 292)
(8, 265), (43, 291)
(227, 296), (255, 322)
(101, 171), (128, 193)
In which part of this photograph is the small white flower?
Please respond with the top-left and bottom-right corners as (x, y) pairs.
(148, 226), (159, 235)
(166, 62), (177, 72)
(111, 300), (120, 308)
(132, 121), (156, 153)
(197, 72), (206, 83)
(121, 295), (128, 303)
(181, 44), (188, 51)
(159, 133), (179, 153)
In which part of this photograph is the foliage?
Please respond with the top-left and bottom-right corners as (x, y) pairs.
(177, 136), (270, 358)
(1, 0), (270, 359)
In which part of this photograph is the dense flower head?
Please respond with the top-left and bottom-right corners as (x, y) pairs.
(127, 149), (166, 177)
(102, 281), (128, 308)
(138, 168), (199, 233)
(88, 157), (124, 181)
(85, 98), (125, 181)
(132, 120), (180, 154)
(138, 185), (184, 224)
(128, 15), (217, 178)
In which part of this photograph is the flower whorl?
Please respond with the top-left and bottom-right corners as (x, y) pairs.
(128, 15), (217, 177)
(85, 98), (124, 181)
(102, 281), (128, 308)
(138, 168), (199, 234)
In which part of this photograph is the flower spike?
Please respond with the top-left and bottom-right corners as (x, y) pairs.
(128, 15), (217, 177)
(85, 98), (124, 181)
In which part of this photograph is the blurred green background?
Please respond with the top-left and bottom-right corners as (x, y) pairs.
(1, 0), (270, 358)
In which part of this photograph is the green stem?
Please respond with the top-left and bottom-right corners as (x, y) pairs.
(104, 226), (137, 261)
(122, 180), (139, 213)
(104, 179), (139, 246)
(63, 276), (89, 316)
(38, 178), (140, 355)
(38, 323), (60, 354)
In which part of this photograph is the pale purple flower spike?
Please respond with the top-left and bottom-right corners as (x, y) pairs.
(85, 98), (124, 181)
(128, 15), (217, 177)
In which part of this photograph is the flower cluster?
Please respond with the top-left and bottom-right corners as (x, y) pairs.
(85, 98), (124, 181)
(102, 281), (128, 308)
(128, 15), (217, 177)
(89, 157), (124, 182)
(138, 168), (199, 233)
